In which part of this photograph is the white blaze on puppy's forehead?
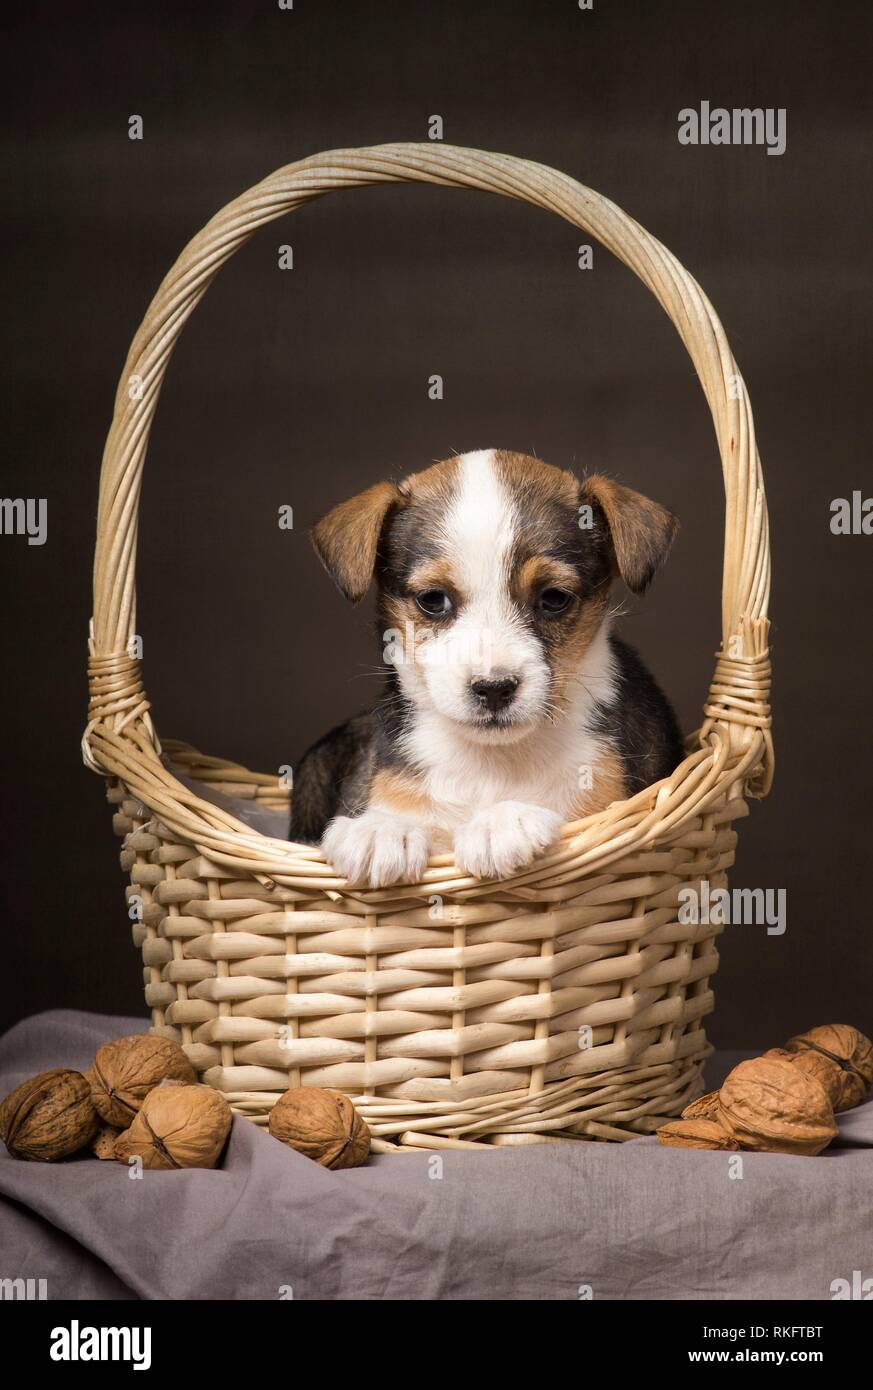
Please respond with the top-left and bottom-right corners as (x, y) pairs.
(443, 450), (517, 597)
(427, 449), (538, 688)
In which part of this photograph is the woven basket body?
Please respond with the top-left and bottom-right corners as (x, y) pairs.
(85, 145), (773, 1151)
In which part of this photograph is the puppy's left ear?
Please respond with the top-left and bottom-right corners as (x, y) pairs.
(581, 475), (679, 595)
(311, 481), (403, 602)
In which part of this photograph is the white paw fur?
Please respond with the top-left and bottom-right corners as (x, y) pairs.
(453, 801), (563, 880)
(322, 810), (431, 888)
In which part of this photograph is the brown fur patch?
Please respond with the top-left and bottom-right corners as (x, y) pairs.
(581, 475), (678, 595)
(382, 592), (411, 632)
(311, 481), (403, 602)
(494, 449), (580, 508)
(573, 744), (626, 817)
(514, 555), (580, 605)
(370, 768), (434, 819)
(380, 590), (444, 675)
(406, 557), (459, 596)
(400, 455), (460, 505)
(548, 588), (611, 707)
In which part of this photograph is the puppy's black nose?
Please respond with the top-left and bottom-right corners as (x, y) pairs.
(470, 675), (519, 714)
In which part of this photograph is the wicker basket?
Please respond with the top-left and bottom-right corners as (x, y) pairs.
(84, 144), (773, 1152)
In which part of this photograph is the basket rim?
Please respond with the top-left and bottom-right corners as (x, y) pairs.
(99, 718), (764, 902)
(86, 142), (773, 894)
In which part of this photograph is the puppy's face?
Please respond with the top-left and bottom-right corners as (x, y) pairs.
(312, 450), (677, 743)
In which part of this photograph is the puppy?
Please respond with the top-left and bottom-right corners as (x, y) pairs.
(290, 449), (683, 886)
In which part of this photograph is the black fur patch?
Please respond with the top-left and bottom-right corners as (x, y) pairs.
(591, 634), (684, 794)
(288, 712), (374, 843)
(288, 683), (413, 842)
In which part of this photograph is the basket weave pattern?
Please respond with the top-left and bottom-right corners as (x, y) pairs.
(85, 145), (772, 1150)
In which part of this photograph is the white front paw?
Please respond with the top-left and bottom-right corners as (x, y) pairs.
(453, 802), (563, 880)
(322, 810), (431, 888)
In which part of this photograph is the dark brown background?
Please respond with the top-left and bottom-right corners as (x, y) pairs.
(2, 0), (871, 1043)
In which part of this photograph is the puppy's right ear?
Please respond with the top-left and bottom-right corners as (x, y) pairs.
(310, 481), (403, 602)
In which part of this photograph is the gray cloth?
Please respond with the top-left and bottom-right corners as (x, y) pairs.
(172, 771), (289, 839)
(1, 1010), (871, 1301)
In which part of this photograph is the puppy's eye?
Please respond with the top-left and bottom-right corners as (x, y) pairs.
(537, 587), (574, 616)
(415, 589), (453, 618)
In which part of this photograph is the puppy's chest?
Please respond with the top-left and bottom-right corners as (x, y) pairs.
(410, 725), (619, 829)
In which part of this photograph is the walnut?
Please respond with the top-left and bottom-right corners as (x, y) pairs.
(114, 1084), (232, 1170)
(681, 1089), (722, 1120)
(89, 1123), (123, 1160)
(0, 1069), (99, 1162)
(718, 1056), (837, 1155)
(764, 1045), (846, 1110)
(784, 1024), (873, 1113)
(658, 1116), (739, 1150)
(268, 1087), (371, 1168)
(88, 1034), (196, 1127)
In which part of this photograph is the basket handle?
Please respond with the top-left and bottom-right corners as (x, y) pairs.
(86, 143), (772, 791)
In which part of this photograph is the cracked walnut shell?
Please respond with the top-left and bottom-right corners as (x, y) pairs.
(658, 1116), (740, 1150)
(681, 1089), (722, 1120)
(89, 1123), (123, 1160)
